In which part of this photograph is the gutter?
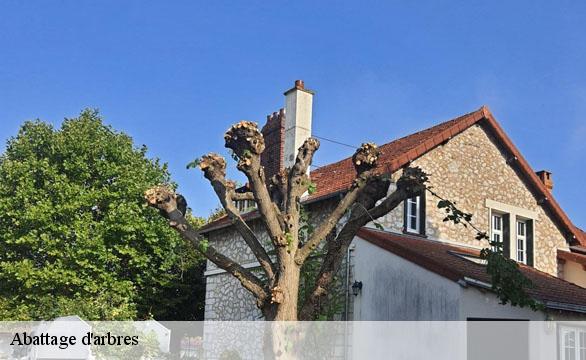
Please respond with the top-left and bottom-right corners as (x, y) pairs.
(301, 190), (345, 206)
(460, 277), (586, 315)
(543, 301), (586, 314)
(461, 276), (492, 290)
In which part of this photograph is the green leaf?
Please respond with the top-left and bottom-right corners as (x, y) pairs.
(186, 158), (201, 169)
(199, 239), (209, 253)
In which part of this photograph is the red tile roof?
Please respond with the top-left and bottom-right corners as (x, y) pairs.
(358, 228), (586, 310)
(307, 107), (485, 201)
(558, 249), (586, 266)
(200, 106), (585, 247)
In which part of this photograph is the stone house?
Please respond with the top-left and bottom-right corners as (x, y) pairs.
(199, 81), (586, 323)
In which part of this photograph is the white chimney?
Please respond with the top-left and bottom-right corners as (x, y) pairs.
(283, 80), (314, 168)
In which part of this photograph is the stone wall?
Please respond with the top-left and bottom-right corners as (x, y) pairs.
(376, 123), (568, 275)
(204, 272), (263, 320)
(204, 200), (337, 320)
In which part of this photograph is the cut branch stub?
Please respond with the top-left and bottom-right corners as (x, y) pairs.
(269, 168), (288, 208)
(271, 286), (284, 304)
(144, 185), (179, 214)
(224, 121), (265, 158)
(199, 153), (227, 181)
(290, 138), (320, 178)
(352, 142), (380, 174)
(297, 138), (320, 162)
(397, 166), (429, 192)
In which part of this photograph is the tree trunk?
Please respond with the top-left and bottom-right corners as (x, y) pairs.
(273, 256), (301, 321)
(261, 258), (301, 359)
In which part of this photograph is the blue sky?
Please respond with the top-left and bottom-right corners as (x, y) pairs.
(0, 1), (584, 228)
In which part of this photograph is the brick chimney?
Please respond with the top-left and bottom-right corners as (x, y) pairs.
(283, 80), (314, 168)
(536, 170), (553, 191)
(260, 109), (285, 180)
(260, 80), (314, 180)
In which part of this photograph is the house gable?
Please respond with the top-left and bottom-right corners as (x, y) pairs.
(378, 120), (570, 275)
(201, 106), (583, 250)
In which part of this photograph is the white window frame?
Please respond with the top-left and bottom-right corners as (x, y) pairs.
(560, 325), (586, 360)
(487, 201), (537, 264)
(491, 212), (503, 252)
(516, 219), (527, 264)
(406, 196), (420, 233)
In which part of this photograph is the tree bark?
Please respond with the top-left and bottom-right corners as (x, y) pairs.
(199, 154), (276, 282)
(273, 257), (301, 321)
(144, 185), (269, 304)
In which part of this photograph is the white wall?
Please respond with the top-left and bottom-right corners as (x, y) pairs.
(458, 285), (545, 321)
(352, 236), (549, 321)
(352, 237), (461, 320)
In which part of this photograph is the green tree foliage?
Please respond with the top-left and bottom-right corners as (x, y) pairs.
(152, 214), (207, 321)
(0, 109), (205, 320)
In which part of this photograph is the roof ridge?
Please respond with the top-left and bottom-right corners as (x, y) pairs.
(201, 105), (584, 246)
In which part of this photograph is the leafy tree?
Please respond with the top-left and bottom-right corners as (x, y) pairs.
(152, 214), (207, 321)
(0, 109), (205, 320)
(145, 121), (538, 322)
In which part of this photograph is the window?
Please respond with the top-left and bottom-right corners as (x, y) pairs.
(486, 201), (535, 265)
(516, 220), (527, 264)
(403, 193), (426, 235)
(560, 326), (586, 360)
(405, 196), (420, 233)
(491, 213), (503, 251)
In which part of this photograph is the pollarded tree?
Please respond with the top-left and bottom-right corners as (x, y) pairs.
(146, 121), (537, 321)
(0, 110), (205, 320)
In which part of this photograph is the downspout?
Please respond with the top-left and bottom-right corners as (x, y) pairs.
(343, 244), (355, 360)
(343, 244), (355, 320)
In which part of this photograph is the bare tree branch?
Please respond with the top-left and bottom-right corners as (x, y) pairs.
(224, 121), (286, 246)
(295, 143), (381, 264)
(366, 167), (428, 219)
(298, 167), (426, 320)
(144, 185), (268, 303)
(199, 154), (276, 282)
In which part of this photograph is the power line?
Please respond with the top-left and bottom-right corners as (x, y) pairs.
(307, 133), (359, 170)
(312, 134), (357, 149)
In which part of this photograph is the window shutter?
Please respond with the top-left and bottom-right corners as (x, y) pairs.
(419, 193), (426, 236)
(502, 214), (510, 259)
(526, 220), (534, 267)
(403, 200), (408, 232)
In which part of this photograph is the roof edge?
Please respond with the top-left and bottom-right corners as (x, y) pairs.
(200, 106), (584, 246)
(356, 228), (464, 282)
(358, 228), (586, 313)
(480, 107), (584, 246)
